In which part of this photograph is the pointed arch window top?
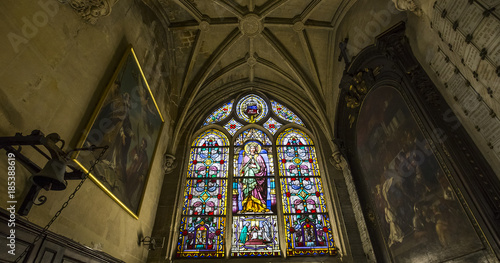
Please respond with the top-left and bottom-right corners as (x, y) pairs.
(203, 100), (234, 126)
(271, 100), (304, 126)
(236, 94), (268, 123)
(235, 128), (272, 146)
(192, 129), (229, 147)
(276, 128), (313, 146)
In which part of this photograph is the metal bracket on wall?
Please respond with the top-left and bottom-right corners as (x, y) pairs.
(0, 130), (85, 216)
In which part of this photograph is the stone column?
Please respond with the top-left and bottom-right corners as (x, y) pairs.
(331, 148), (376, 262)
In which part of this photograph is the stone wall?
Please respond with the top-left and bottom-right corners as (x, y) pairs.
(0, 0), (172, 262)
(406, 0), (500, 177)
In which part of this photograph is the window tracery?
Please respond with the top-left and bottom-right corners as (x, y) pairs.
(203, 100), (234, 126)
(176, 94), (336, 258)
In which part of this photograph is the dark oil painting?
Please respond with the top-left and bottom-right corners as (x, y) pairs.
(74, 47), (163, 218)
(356, 86), (483, 262)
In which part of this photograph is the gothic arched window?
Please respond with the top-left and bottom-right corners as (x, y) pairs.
(176, 94), (336, 258)
(176, 129), (229, 258)
(277, 128), (336, 256)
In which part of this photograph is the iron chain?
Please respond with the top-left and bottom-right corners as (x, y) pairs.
(14, 146), (107, 262)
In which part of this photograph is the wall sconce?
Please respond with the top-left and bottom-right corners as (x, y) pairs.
(140, 236), (165, 251)
(0, 130), (106, 215)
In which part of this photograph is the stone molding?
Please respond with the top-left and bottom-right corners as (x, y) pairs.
(335, 151), (377, 262)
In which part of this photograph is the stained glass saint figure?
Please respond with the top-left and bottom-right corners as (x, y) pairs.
(238, 142), (270, 213)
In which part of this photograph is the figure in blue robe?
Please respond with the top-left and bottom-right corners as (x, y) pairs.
(239, 222), (250, 244)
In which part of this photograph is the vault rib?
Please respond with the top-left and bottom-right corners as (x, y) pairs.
(258, 0), (292, 18)
(173, 28), (243, 148)
(183, 28), (243, 103)
(330, 0), (357, 28)
(297, 29), (322, 92)
(249, 0), (255, 12)
(261, 28), (324, 108)
(174, 0), (204, 22)
(261, 28), (328, 134)
(191, 78), (250, 107)
(264, 18), (334, 30)
(250, 65), (254, 82)
(168, 21), (199, 31)
(255, 56), (302, 89)
(261, 29), (307, 89)
(249, 38), (254, 82)
(180, 29), (204, 99)
(201, 58), (248, 93)
(303, 20), (335, 30)
(213, 0), (244, 19)
(299, 0), (323, 22)
(169, 18), (239, 30)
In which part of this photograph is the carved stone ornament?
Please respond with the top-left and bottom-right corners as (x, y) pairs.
(239, 14), (263, 37)
(344, 67), (381, 109)
(330, 151), (343, 171)
(391, 0), (422, 16)
(330, 141), (347, 171)
(164, 153), (177, 174)
(58, 0), (119, 24)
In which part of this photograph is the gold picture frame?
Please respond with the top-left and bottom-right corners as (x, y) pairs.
(73, 46), (164, 218)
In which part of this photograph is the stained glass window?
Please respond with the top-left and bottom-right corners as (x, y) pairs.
(235, 128), (272, 146)
(223, 118), (243, 136)
(263, 117), (282, 135)
(283, 214), (335, 256)
(183, 179), (227, 216)
(177, 216), (226, 258)
(271, 100), (304, 126)
(232, 216), (280, 256)
(236, 94), (268, 123)
(276, 128), (336, 256)
(232, 131), (280, 256)
(177, 129), (229, 258)
(203, 100), (234, 126)
(178, 96), (336, 259)
(192, 129), (229, 147)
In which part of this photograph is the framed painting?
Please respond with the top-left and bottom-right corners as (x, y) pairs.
(73, 46), (164, 218)
(355, 86), (484, 262)
(336, 23), (498, 262)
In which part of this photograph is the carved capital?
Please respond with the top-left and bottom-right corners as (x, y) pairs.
(330, 141), (347, 171)
(330, 152), (343, 171)
(392, 0), (422, 16)
(58, 0), (119, 24)
(164, 153), (177, 174)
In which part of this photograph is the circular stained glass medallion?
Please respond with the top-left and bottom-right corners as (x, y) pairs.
(236, 94), (268, 123)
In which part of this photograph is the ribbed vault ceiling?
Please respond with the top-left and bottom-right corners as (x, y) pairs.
(147, 0), (352, 148)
